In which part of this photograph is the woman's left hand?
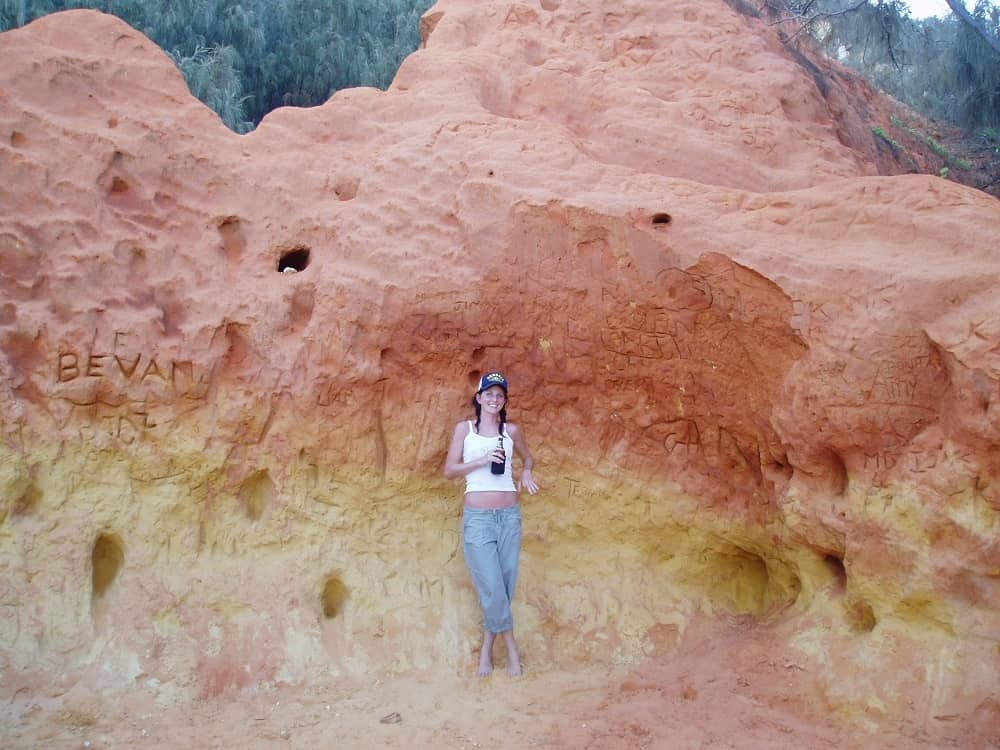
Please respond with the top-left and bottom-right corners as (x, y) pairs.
(519, 468), (539, 495)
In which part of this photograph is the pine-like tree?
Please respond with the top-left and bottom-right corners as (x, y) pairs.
(1, 0), (436, 131)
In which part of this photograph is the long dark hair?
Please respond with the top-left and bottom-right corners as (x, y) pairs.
(471, 394), (507, 436)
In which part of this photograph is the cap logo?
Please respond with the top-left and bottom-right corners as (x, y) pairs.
(477, 371), (508, 393)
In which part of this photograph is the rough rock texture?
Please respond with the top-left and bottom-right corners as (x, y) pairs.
(1, 1), (998, 746)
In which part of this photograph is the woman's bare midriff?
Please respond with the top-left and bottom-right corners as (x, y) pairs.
(464, 490), (519, 509)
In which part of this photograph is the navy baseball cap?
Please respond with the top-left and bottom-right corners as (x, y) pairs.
(477, 371), (508, 393)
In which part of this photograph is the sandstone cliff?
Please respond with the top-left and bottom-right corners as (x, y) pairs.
(1, 1), (998, 745)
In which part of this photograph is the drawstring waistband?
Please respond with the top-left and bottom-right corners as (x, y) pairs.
(464, 505), (520, 521)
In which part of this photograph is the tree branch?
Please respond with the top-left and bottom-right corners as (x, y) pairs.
(944, 0), (1000, 56)
(769, 0), (870, 44)
(770, 0), (870, 27)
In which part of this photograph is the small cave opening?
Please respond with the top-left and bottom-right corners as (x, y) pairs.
(846, 598), (877, 633)
(238, 470), (275, 521)
(651, 213), (672, 226)
(277, 247), (311, 273)
(92, 533), (125, 599)
(321, 575), (349, 619)
(677, 539), (803, 619)
(823, 554), (847, 593)
(709, 546), (771, 615)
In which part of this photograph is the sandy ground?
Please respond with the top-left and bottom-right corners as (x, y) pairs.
(2, 622), (993, 750)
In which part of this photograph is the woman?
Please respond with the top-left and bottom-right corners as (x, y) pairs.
(443, 370), (539, 677)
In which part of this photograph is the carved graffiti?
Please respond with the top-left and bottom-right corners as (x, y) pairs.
(566, 478), (606, 499)
(55, 349), (207, 394)
(77, 401), (157, 444)
(48, 331), (213, 443)
(643, 418), (702, 457)
(597, 284), (708, 364)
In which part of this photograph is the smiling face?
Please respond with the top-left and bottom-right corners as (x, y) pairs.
(476, 384), (507, 413)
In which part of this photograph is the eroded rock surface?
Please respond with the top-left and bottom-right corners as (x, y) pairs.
(1, 1), (998, 742)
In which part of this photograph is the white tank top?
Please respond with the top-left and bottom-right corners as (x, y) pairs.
(463, 421), (516, 493)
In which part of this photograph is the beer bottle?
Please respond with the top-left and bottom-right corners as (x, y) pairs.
(490, 435), (506, 475)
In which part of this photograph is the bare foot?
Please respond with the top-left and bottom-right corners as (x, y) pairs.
(503, 632), (522, 676)
(478, 632), (495, 677)
(477, 655), (493, 677)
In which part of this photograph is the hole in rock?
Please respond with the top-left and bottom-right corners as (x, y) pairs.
(238, 470), (275, 521)
(471, 347), (485, 362)
(467, 371), (482, 388)
(277, 247), (310, 273)
(706, 547), (771, 615)
(321, 575), (349, 618)
(333, 176), (359, 201)
(92, 533), (124, 598)
(11, 131), (27, 148)
(823, 554), (847, 592)
(651, 213), (672, 226)
(683, 541), (803, 618)
(13, 483), (42, 516)
(109, 176), (129, 195)
(846, 598), (877, 633)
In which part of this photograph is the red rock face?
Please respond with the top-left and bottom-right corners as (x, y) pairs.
(0, 1), (998, 738)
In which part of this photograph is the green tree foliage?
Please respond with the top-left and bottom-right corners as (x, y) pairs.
(946, 2), (1000, 128)
(1, 0), (436, 132)
(7, 1), (996, 132)
(767, 0), (1000, 129)
(173, 43), (253, 133)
